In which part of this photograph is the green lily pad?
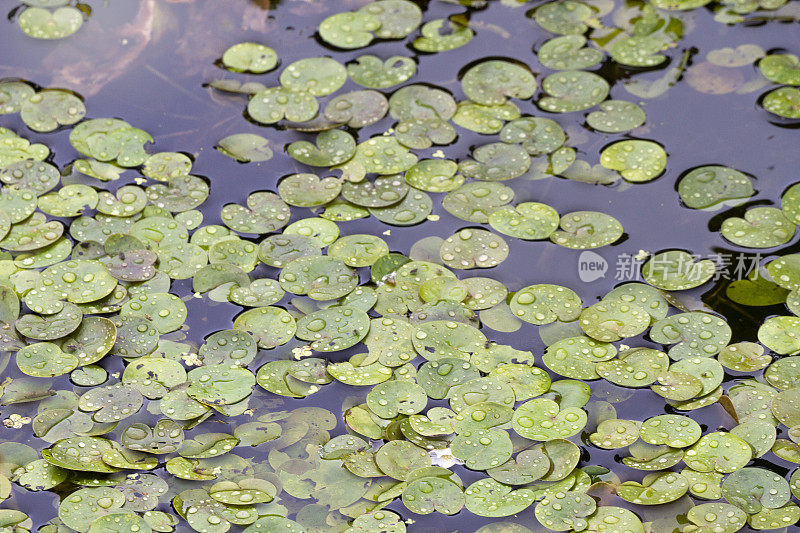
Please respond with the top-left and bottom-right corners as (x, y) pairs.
(550, 211), (623, 249)
(759, 53), (800, 85)
(587, 100), (647, 133)
(763, 87), (800, 118)
(464, 478), (534, 517)
(721, 206), (795, 248)
(21, 90), (85, 132)
(649, 312), (731, 359)
(678, 166), (755, 209)
(18, 6), (83, 40)
(17, 342), (79, 377)
(535, 490), (596, 531)
(610, 35), (667, 67)
(617, 472), (689, 505)
(579, 300), (650, 342)
(59, 487), (125, 531)
(510, 284), (582, 325)
(347, 55), (416, 89)
(462, 61), (536, 106)
(222, 42), (277, 73)
(684, 432), (752, 473)
(413, 18), (473, 52)
(538, 35), (603, 70)
(296, 306), (370, 352)
(281, 57), (346, 96)
(640, 414), (701, 448)
(319, 11), (380, 49)
(596, 348), (669, 388)
(325, 90), (388, 128)
(642, 250), (716, 290)
(533, 1), (593, 35)
(538, 71), (609, 113)
(600, 140), (666, 183)
(402, 475), (465, 515)
(248, 87), (318, 124)
(722, 467), (790, 514)
(216, 134), (272, 163)
(512, 398), (587, 440)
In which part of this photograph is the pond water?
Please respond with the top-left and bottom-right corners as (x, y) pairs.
(1, 0), (800, 532)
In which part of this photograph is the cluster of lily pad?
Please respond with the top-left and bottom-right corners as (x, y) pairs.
(0, 0), (799, 532)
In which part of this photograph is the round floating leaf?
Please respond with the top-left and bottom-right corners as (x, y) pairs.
(616, 472), (689, 505)
(248, 87), (318, 124)
(650, 312), (732, 359)
(280, 57), (346, 96)
(1, 159), (59, 194)
(642, 250), (716, 290)
(440, 228), (509, 269)
(216, 134), (272, 163)
(579, 300), (650, 342)
(21, 90), (85, 132)
(510, 284), (582, 325)
(405, 159), (463, 193)
(462, 61), (536, 106)
(443, 182), (514, 223)
(538, 71), (609, 113)
(500, 117), (566, 156)
(18, 6), (83, 39)
(283, 217), (339, 247)
(639, 415), (702, 448)
(120, 292), (187, 334)
(279, 256), (357, 300)
(589, 419), (639, 449)
(347, 55), (416, 89)
(16, 303), (83, 340)
(684, 432), (752, 473)
(17, 342), (79, 377)
(296, 306), (370, 352)
(233, 306), (296, 349)
(587, 100), (646, 133)
(721, 207), (795, 248)
(722, 467), (790, 514)
(222, 42), (277, 73)
(59, 487), (125, 531)
(538, 35), (603, 70)
(366, 380), (427, 418)
(413, 18), (473, 52)
(535, 490), (596, 531)
(550, 211), (623, 249)
(402, 476), (465, 515)
(489, 202), (559, 240)
(763, 87), (800, 119)
(358, 0), (422, 39)
(596, 348), (669, 388)
(759, 316), (800, 355)
(259, 234), (321, 268)
(0, 81), (35, 115)
(370, 189), (432, 226)
(464, 478), (535, 517)
(610, 35), (667, 67)
(459, 142), (530, 182)
(759, 54), (800, 86)
(187, 364), (255, 406)
(600, 140), (666, 183)
(319, 11), (380, 49)
(512, 398), (587, 440)
(678, 166), (755, 209)
(325, 90), (388, 128)
(452, 428), (513, 470)
(43, 437), (117, 473)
